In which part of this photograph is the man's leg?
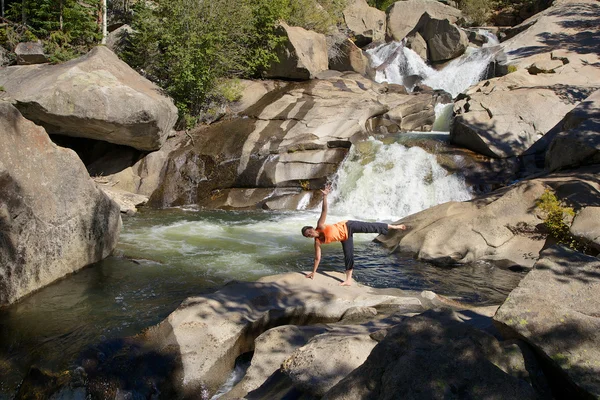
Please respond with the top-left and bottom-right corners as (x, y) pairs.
(340, 237), (354, 286)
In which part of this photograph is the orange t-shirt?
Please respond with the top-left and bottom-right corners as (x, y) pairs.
(317, 221), (348, 244)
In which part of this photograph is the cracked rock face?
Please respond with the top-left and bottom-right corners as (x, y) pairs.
(0, 102), (122, 306)
(451, 0), (600, 159)
(149, 75), (442, 209)
(494, 246), (600, 399)
(0, 47), (178, 151)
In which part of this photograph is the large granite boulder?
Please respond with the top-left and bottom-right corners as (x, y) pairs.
(342, 0), (386, 47)
(329, 38), (369, 75)
(419, 15), (469, 62)
(386, 0), (462, 42)
(494, 246), (600, 399)
(323, 309), (538, 400)
(141, 272), (423, 397)
(377, 166), (600, 268)
(452, 0), (600, 158)
(544, 90), (600, 171)
(0, 102), (121, 306)
(569, 207), (600, 252)
(149, 75), (445, 208)
(0, 46), (178, 151)
(15, 41), (48, 65)
(264, 22), (328, 80)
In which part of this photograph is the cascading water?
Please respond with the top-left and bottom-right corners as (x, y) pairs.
(330, 138), (471, 221)
(366, 36), (499, 98)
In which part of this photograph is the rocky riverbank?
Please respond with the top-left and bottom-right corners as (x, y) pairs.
(1, 0), (599, 397)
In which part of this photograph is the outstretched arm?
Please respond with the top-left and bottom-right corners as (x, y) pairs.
(316, 185), (331, 229)
(306, 240), (322, 279)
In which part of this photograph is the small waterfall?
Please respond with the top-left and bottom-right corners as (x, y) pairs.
(366, 37), (499, 98)
(432, 103), (453, 132)
(331, 138), (471, 221)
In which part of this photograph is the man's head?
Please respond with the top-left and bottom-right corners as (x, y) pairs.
(302, 226), (319, 238)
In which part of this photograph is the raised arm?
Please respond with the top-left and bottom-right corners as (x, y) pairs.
(306, 240), (322, 280)
(316, 185), (331, 229)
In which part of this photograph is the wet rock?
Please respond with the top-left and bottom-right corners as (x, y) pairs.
(405, 32), (428, 61)
(0, 47), (178, 151)
(0, 102), (121, 305)
(494, 246), (600, 399)
(420, 15), (469, 62)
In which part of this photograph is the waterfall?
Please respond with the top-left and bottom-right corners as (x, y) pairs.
(366, 37), (499, 98)
(330, 138), (471, 221)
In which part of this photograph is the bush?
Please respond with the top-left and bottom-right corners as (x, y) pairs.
(536, 189), (584, 251)
(458, 0), (492, 26)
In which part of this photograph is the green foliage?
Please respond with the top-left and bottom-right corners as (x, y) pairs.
(366, 0), (396, 11)
(287, 0), (348, 34)
(536, 189), (583, 250)
(507, 65), (518, 73)
(4, 0), (101, 62)
(458, 0), (491, 26)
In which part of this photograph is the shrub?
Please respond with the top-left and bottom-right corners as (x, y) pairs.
(507, 65), (518, 73)
(457, 0), (492, 26)
(536, 189), (583, 250)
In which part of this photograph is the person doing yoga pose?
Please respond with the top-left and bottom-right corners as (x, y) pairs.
(301, 185), (406, 286)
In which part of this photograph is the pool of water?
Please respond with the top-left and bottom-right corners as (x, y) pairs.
(0, 208), (525, 397)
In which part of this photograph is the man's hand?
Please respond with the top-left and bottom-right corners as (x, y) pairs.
(306, 272), (315, 280)
(321, 184), (331, 197)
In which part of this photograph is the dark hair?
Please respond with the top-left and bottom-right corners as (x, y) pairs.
(301, 226), (313, 236)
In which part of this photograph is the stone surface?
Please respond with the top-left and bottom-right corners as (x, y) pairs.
(149, 75), (442, 208)
(97, 185), (148, 215)
(386, 0), (461, 42)
(406, 32), (428, 61)
(229, 80), (289, 115)
(570, 207), (600, 251)
(451, 0), (600, 159)
(544, 90), (600, 171)
(420, 16), (469, 62)
(141, 271), (423, 397)
(329, 38), (369, 75)
(377, 166), (600, 268)
(494, 246), (600, 399)
(264, 22), (328, 80)
(0, 102), (121, 305)
(342, 0), (386, 47)
(323, 309), (538, 400)
(0, 46), (178, 151)
(105, 24), (133, 53)
(15, 41), (48, 65)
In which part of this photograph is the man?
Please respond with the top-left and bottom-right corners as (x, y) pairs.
(301, 185), (407, 286)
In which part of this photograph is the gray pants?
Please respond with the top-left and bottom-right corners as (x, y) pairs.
(341, 220), (389, 271)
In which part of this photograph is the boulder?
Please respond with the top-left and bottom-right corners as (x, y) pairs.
(451, 0), (600, 159)
(228, 80), (289, 115)
(569, 207), (600, 252)
(405, 32), (428, 61)
(420, 16), (469, 62)
(0, 46), (178, 151)
(377, 166), (600, 268)
(264, 22), (328, 80)
(329, 38), (369, 75)
(493, 246), (600, 399)
(323, 310), (538, 400)
(342, 0), (386, 47)
(544, 90), (600, 171)
(0, 102), (121, 306)
(0, 46), (10, 66)
(369, 92), (439, 133)
(15, 41), (48, 65)
(386, 0), (462, 42)
(141, 272), (423, 397)
(96, 185), (148, 215)
(105, 24), (133, 53)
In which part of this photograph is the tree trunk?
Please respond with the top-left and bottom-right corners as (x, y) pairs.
(59, 0), (63, 31)
(101, 0), (107, 44)
(21, 0), (26, 24)
(1, 0), (4, 18)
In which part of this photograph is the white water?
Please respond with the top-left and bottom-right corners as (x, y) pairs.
(366, 38), (499, 98)
(330, 138), (471, 221)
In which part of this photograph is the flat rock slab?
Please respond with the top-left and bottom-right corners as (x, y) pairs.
(0, 47), (178, 151)
(494, 246), (600, 399)
(142, 271), (422, 397)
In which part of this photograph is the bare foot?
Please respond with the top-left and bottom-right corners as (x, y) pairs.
(389, 224), (407, 230)
(339, 280), (352, 286)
